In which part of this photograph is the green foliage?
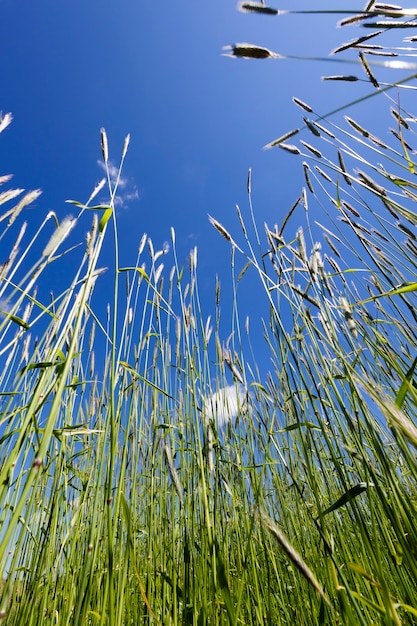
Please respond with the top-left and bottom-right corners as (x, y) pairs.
(1, 5), (417, 625)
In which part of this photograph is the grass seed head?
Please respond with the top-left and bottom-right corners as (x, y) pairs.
(100, 127), (109, 163)
(293, 97), (313, 113)
(42, 216), (75, 257)
(0, 111), (13, 134)
(238, 2), (279, 15)
(222, 43), (280, 59)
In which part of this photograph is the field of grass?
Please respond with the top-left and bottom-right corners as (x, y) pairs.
(1, 5), (417, 625)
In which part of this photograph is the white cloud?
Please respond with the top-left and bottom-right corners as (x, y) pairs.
(97, 160), (140, 208)
(204, 384), (247, 428)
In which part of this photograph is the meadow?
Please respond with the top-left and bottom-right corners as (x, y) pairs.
(1, 4), (417, 624)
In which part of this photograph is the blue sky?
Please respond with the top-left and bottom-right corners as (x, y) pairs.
(1, 1), (414, 382)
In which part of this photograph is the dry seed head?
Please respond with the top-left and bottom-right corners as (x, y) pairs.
(279, 143), (301, 155)
(184, 304), (195, 331)
(296, 228), (308, 264)
(89, 323), (96, 353)
(311, 121), (335, 139)
(204, 316), (213, 345)
(0, 112), (13, 134)
(390, 128), (414, 151)
(319, 312), (334, 342)
(21, 334), (31, 365)
(0, 258), (10, 280)
(7, 224), (27, 270)
(8, 189), (42, 227)
(153, 248), (165, 263)
(175, 314), (181, 341)
(303, 163), (314, 193)
(170, 226), (176, 247)
(309, 242), (322, 278)
(391, 107), (409, 129)
(368, 133), (387, 148)
(324, 234), (342, 258)
(154, 263), (164, 284)
(338, 150), (352, 186)
(236, 204), (247, 236)
(238, 2), (279, 15)
(382, 199), (399, 219)
(366, 49), (397, 57)
(397, 221), (416, 239)
(405, 238), (417, 257)
(0, 188), (24, 207)
(263, 127), (300, 150)
(357, 170), (387, 196)
(147, 237), (155, 261)
(222, 43), (280, 59)
(364, 19), (417, 27)
(138, 232), (147, 256)
(266, 224), (284, 244)
(122, 134), (130, 160)
(293, 97), (313, 112)
(21, 301), (32, 325)
(373, 3), (403, 10)
(222, 346), (244, 384)
(266, 228), (278, 254)
(88, 178), (106, 204)
(300, 141), (322, 158)
(326, 254), (346, 283)
(338, 13), (374, 27)
(303, 117), (321, 137)
(279, 194), (302, 237)
(315, 166), (332, 183)
(301, 187), (308, 210)
(0, 174), (13, 186)
(190, 246), (198, 271)
(42, 216), (76, 257)
(331, 30), (384, 55)
(355, 44), (383, 50)
(340, 296), (351, 313)
(345, 116), (370, 138)
(341, 200), (361, 218)
(372, 227), (389, 242)
(100, 128), (109, 163)
(86, 214), (98, 256)
(359, 51), (379, 88)
(322, 75), (359, 82)
(339, 296), (358, 339)
(208, 214), (241, 249)
(169, 265), (175, 283)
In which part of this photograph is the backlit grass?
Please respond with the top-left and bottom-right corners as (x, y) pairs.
(1, 5), (417, 625)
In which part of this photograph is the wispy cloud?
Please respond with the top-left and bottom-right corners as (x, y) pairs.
(204, 384), (247, 428)
(97, 160), (140, 208)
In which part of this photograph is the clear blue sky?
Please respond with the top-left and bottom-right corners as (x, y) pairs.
(1, 1), (410, 377)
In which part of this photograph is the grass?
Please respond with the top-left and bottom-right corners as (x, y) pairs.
(1, 4), (417, 624)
